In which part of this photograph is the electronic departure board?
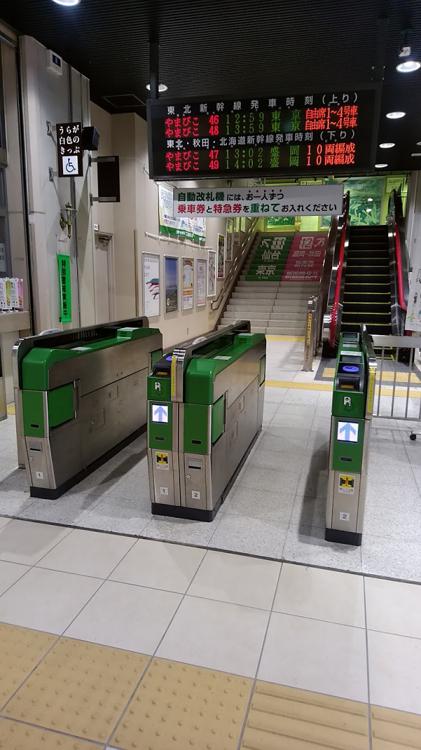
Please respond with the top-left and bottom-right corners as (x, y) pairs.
(147, 89), (378, 180)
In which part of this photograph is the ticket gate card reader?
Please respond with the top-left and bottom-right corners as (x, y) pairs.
(326, 329), (376, 545)
(147, 321), (266, 521)
(14, 317), (162, 498)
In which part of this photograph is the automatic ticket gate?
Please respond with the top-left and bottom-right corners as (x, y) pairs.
(326, 329), (376, 545)
(14, 318), (162, 498)
(147, 321), (266, 521)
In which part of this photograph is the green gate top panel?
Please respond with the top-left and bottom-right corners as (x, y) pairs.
(21, 326), (160, 391)
(184, 332), (266, 405)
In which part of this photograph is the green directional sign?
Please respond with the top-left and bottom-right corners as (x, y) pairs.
(246, 235), (292, 281)
(57, 253), (72, 324)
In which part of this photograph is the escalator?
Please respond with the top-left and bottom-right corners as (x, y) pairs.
(341, 225), (392, 335)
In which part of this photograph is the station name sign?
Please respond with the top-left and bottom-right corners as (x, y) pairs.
(148, 89), (377, 180)
(173, 184), (344, 218)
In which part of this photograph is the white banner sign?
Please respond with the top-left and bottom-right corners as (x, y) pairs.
(173, 184), (343, 218)
(406, 268), (421, 332)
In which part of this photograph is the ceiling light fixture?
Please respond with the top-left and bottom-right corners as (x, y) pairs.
(52, 0), (80, 5)
(379, 142), (395, 149)
(411, 153), (421, 157)
(417, 141), (421, 146)
(367, 197), (374, 202)
(396, 60), (421, 73)
(375, 163), (388, 168)
(386, 111), (406, 119)
(146, 83), (168, 93)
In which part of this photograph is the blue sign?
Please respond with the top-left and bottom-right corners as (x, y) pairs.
(337, 421), (359, 443)
(152, 404), (169, 423)
(343, 365), (359, 373)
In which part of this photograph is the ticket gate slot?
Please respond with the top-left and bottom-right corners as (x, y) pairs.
(326, 329), (376, 545)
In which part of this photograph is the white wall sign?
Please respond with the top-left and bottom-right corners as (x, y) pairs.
(174, 184), (344, 218)
(143, 253), (160, 317)
(406, 267), (421, 332)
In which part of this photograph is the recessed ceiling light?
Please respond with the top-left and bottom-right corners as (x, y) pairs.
(417, 141), (421, 146)
(386, 111), (406, 119)
(379, 142), (395, 149)
(367, 197), (374, 202)
(411, 153), (421, 157)
(396, 60), (421, 73)
(146, 83), (168, 93)
(52, 0), (80, 5)
(375, 163), (388, 168)
(366, 208), (372, 213)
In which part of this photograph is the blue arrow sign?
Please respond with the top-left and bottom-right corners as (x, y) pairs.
(152, 404), (169, 423)
(337, 421), (358, 443)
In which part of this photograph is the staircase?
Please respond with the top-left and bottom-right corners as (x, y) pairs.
(219, 233), (320, 335)
(341, 225), (392, 335)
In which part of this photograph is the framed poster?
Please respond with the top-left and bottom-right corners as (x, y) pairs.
(207, 250), (216, 297)
(182, 257), (194, 311)
(158, 184), (206, 244)
(217, 233), (225, 279)
(226, 233), (233, 262)
(143, 253), (160, 317)
(196, 258), (207, 307)
(164, 256), (178, 313)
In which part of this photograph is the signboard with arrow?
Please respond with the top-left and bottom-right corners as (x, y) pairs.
(337, 421), (359, 443)
(152, 404), (169, 423)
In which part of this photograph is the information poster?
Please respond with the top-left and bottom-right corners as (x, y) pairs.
(246, 235), (292, 281)
(182, 257), (194, 311)
(158, 184), (206, 244)
(196, 258), (207, 306)
(165, 256), (179, 313)
(282, 233), (328, 282)
(406, 267), (421, 332)
(217, 234), (225, 279)
(266, 216), (295, 229)
(143, 253), (160, 317)
(57, 253), (72, 323)
(207, 250), (217, 297)
(226, 232), (233, 262)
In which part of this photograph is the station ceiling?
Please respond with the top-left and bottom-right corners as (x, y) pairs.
(1, 0), (421, 173)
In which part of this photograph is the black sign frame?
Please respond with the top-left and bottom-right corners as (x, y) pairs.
(147, 84), (381, 181)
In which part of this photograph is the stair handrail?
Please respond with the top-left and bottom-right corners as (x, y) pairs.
(321, 191), (350, 351)
(387, 189), (409, 336)
(211, 218), (259, 314)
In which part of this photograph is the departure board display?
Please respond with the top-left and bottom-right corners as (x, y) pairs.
(147, 90), (377, 180)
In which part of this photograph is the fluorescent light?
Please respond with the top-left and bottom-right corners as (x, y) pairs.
(396, 60), (421, 73)
(367, 197), (374, 202)
(379, 142), (395, 149)
(411, 153), (421, 157)
(375, 163), (388, 168)
(146, 83), (168, 93)
(366, 208), (372, 213)
(52, 0), (80, 5)
(417, 141), (421, 146)
(386, 111), (406, 119)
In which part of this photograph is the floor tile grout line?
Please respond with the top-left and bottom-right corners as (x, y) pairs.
(0, 714), (104, 747)
(104, 543), (211, 747)
(235, 561), (284, 750)
(363, 577), (373, 750)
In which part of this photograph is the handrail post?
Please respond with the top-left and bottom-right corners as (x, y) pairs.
(303, 296), (317, 371)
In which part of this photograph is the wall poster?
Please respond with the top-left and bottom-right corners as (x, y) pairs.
(143, 253), (160, 317)
(226, 232), (233, 262)
(164, 256), (179, 313)
(217, 233), (225, 279)
(207, 250), (217, 297)
(182, 257), (194, 311)
(406, 267), (421, 332)
(158, 184), (206, 244)
(196, 258), (207, 307)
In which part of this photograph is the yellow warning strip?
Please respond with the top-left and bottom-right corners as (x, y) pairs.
(266, 335), (305, 342)
(266, 379), (421, 398)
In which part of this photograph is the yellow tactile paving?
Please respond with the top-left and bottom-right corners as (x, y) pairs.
(4, 638), (149, 743)
(266, 335), (305, 342)
(0, 718), (100, 750)
(241, 681), (369, 750)
(111, 657), (252, 750)
(372, 705), (421, 749)
(0, 623), (56, 709)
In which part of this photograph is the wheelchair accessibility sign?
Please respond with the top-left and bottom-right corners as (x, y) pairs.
(57, 122), (83, 177)
(62, 155), (80, 175)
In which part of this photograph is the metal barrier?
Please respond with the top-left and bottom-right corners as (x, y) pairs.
(371, 334), (421, 437)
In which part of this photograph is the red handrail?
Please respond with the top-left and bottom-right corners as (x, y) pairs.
(329, 214), (347, 348)
(394, 221), (407, 312)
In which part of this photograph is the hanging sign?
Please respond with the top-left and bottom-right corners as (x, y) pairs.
(56, 122), (83, 178)
(143, 253), (160, 317)
(158, 184), (206, 244)
(182, 257), (194, 310)
(57, 254), (72, 323)
(282, 233), (328, 282)
(148, 89), (378, 179)
(196, 258), (207, 306)
(173, 184), (343, 218)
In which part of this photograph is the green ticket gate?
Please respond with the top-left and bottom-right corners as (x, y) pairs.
(147, 321), (266, 521)
(14, 318), (162, 498)
(326, 329), (377, 545)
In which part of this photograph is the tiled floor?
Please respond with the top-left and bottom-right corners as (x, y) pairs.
(0, 338), (421, 585)
(0, 525), (421, 747)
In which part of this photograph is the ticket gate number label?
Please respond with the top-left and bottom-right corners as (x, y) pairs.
(152, 404), (169, 423)
(337, 421), (358, 442)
